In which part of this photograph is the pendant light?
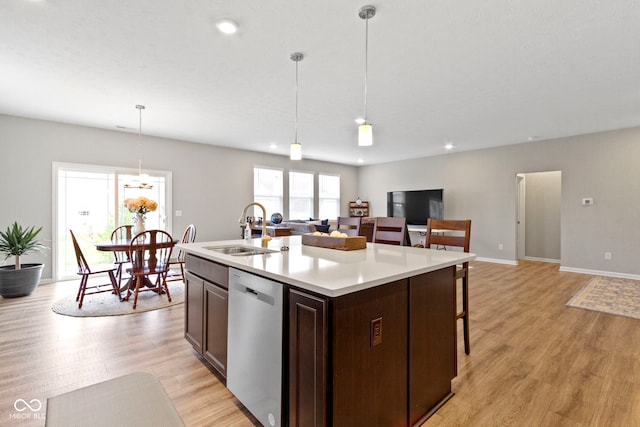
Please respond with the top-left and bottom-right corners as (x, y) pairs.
(290, 52), (304, 160)
(358, 5), (375, 147)
(125, 104), (153, 189)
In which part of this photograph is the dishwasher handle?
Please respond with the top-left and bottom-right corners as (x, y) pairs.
(234, 284), (276, 306)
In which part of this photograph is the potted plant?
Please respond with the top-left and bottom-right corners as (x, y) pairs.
(0, 222), (47, 298)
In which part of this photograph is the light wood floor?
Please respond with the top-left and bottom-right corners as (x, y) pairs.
(0, 261), (638, 426)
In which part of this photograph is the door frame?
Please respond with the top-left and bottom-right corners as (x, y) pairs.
(516, 174), (526, 260)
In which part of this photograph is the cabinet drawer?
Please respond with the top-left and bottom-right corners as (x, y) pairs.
(186, 254), (228, 288)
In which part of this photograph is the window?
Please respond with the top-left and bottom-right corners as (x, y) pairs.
(318, 174), (340, 219)
(289, 171), (314, 220)
(253, 167), (283, 220)
(54, 163), (171, 280)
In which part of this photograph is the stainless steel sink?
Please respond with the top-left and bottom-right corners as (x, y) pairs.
(203, 245), (277, 256)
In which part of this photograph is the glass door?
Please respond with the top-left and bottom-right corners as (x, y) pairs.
(54, 163), (171, 280)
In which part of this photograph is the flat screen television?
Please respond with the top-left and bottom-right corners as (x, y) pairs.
(387, 189), (444, 225)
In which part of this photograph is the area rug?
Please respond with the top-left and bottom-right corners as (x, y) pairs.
(46, 372), (184, 426)
(51, 281), (184, 317)
(567, 276), (640, 320)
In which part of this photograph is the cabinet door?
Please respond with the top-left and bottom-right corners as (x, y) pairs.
(408, 266), (456, 426)
(204, 281), (228, 377)
(184, 272), (204, 353)
(289, 289), (327, 427)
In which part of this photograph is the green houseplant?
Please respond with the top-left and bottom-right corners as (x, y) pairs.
(0, 222), (47, 298)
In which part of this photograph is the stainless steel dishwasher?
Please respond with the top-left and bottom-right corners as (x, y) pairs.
(227, 268), (283, 427)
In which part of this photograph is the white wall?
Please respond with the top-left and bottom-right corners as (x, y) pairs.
(0, 114), (358, 280)
(358, 127), (640, 276)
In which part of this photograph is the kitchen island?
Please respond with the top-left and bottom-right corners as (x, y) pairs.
(178, 235), (475, 427)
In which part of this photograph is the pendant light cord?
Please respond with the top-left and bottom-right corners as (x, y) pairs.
(363, 15), (369, 121)
(295, 59), (299, 144)
(136, 105), (145, 176)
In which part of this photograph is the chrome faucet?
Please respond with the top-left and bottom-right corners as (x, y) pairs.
(238, 202), (271, 248)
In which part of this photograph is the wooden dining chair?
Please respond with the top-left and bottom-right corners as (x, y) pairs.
(110, 225), (133, 286)
(126, 230), (175, 309)
(336, 217), (361, 236)
(372, 217), (408, 246)
(167, 224), (197, 283)
(359, 217), (376, 242)
(425, 218), (472, 355)
(69, 230), (121, 309)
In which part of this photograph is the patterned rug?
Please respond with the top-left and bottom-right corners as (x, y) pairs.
(51, 281), (184, 317)
(567, 276), (640, 320)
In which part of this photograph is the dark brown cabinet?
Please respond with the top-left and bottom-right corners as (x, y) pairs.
(203, 281), (227, 375)
(185, 252), (456, 426)
(288, 289), (327, 427)
(185, 255), (228, 377)
(288, 269), (455, 426)
(184, 271), (204, 353)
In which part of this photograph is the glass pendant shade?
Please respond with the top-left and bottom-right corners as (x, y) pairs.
(290, 142), (302, 160)
(358, 123), (373, 146)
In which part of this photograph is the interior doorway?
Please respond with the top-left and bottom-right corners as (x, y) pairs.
(516, 171), (562, 263)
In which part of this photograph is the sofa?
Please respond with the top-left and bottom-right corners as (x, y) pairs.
(272, 219), (330, 235)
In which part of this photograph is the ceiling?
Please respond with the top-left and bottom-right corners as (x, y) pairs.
(1, 0), (639, 166)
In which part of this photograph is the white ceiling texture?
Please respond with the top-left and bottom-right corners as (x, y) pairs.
(1, 0), (639, 165)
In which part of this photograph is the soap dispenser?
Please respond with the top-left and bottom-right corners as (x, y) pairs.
(244, 217), (253, 241)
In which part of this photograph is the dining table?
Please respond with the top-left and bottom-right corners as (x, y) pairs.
(95, 238), (177, 296)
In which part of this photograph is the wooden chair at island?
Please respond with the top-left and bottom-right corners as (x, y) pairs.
(70, 230), (121, 309)
(110, 225), (133, 287)
(166, 224), (197, 283)
(425, 218), (472, 355)
(359, 217), (376, 242)
(126, 230), (175, 309)
(372, 217), (408, 246)
(336, 217), (362, 236)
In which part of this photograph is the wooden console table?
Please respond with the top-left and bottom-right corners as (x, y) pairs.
(251, 226), (291, 237)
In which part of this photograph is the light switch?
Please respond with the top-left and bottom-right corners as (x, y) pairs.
(175, 210), (183, 217)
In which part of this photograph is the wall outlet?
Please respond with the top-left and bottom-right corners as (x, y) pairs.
(371, 317), (383, 347)
(498, 243), (504, 250)
(582, 198), (594, 206)
(604, 252), (612, 260)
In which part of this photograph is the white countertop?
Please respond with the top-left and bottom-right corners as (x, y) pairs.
(178, 236), (475, 297)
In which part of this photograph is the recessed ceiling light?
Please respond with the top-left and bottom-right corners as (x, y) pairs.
(444, 143), (454, 150)
(216, 19), (238, 35)
(354, 118), (366, 125)
(357, 158), (364, 164)
(527, 136), (539, 141)
(269, 143), (277, 150)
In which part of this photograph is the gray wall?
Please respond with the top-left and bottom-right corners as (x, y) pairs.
(0, 114), (358, 280)
(524, 171), (561, 260)
(3, 113), (638, 279)
(358, 127), (640, 277)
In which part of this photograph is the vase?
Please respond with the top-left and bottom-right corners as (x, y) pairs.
(0, 264), (44, 298)
(132, 213), (146, 236)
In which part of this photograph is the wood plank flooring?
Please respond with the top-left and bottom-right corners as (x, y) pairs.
(0, 261), (638, 426)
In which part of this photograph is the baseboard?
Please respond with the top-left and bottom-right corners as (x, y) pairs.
(474, 257), (518, 266)
(522, 256), (560, 264)
(559, 266), (640, 280)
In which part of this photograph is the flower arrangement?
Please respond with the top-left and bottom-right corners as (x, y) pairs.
(124, 197), (158, 216)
